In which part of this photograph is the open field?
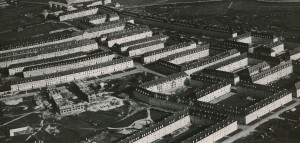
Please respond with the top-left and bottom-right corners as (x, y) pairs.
(149, 109), (172, 122)
(141, 0), (300, 36)
(110, 109), (148, 128)
(0, 3), (47, 33)
(0, 22), (73, 40)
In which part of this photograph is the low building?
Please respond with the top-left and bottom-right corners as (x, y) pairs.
(48, 89), (86, 116)
(9, 126), (33, 137)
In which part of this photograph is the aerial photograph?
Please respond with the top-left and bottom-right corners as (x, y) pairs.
(0, 0), (300, 143)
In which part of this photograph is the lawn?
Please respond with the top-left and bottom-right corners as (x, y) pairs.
(110, 109), (148, 128)
(149, 109), (172, 122)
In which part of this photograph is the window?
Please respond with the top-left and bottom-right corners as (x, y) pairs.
(171, 81), (176, 88)
(157, 85), (162, 92)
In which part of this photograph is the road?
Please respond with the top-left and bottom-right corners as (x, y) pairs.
(223, 98), (300, 143)
(224, 1), (233, 15)
(0, 111), (40, 127)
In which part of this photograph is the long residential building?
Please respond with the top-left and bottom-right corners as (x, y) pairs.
(230, 31), (278, 45)
(58, 6), (99, 21)
(118, 108), (238, 143)
(251, 61), (293, 85)
(200, 69), (240, 85)
(8, 52), (86, 75)
(127, 40), (165, 57)
(73, 21), (126, 39)
(0, 31), (80, 54)
(143, 42), (197, 64)
(0, 40), (98, 68)
(160, 44), (209, 64)
(114, 35), (169, 52)
(10, 57), (134, 91)
(104, 27), (153, 47)
(23, 51), (115, 78)
(182, 49), (241, 74)
(207, 53), (248, 72)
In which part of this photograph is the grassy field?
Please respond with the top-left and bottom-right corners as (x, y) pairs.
(149, 109), (172, 122)
(110, 109), (148, 128)
(0, 3), (47, 32)
(0, 22), (72, 40)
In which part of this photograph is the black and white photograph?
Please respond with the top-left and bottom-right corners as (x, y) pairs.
(0, 0), (300, 142)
